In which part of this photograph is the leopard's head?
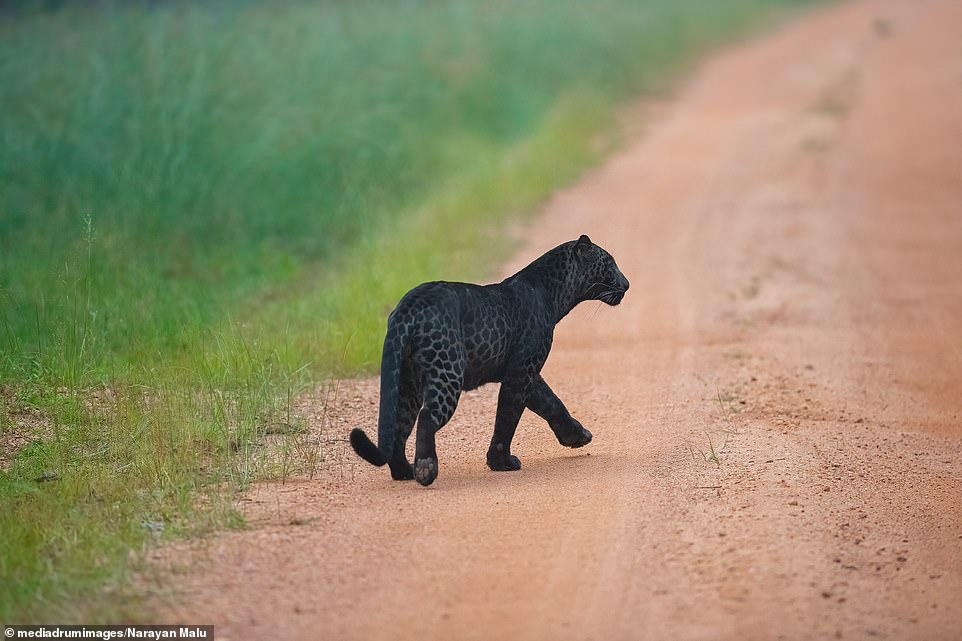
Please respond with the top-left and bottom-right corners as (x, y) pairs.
(571, 234), (630, 306)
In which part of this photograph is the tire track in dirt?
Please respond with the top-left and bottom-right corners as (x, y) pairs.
(153, 1), (962, 639)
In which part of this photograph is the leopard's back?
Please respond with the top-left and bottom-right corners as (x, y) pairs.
(390, 280), (525, 392)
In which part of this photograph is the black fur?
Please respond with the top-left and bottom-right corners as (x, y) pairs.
(350, 235), (629, 486)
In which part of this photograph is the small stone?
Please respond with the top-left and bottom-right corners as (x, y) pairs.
(142, 520), (165, 536)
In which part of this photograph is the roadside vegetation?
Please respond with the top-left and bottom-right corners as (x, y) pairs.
(0, 0), (825, 621)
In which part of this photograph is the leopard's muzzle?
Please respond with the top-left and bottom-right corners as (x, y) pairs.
(601, 272), (630, 306)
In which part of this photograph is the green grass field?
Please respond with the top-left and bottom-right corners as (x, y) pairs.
(0, 0), (823, 622)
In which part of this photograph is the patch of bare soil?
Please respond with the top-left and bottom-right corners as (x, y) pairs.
(0, 386), (51, 472)
(152, 1), (962, 638)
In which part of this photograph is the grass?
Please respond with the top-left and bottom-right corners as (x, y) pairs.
(0, 0), (828, 622)
(689, 431), (728, 467)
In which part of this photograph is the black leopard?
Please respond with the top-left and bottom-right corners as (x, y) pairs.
(350, 234), (629, 486)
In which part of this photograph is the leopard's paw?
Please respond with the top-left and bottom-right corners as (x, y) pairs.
(414, 457), (438, 486)
(558, 419), (593, 448)
(487, 444), (522, 471)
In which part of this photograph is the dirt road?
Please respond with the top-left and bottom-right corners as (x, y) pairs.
(155, 1), (962, 638)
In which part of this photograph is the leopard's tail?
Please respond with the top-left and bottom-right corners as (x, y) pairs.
(350, 320), (405, 467)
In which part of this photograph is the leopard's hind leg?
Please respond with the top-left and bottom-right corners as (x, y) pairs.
(388, 363), (422, 481)
(413, 376), (461, 487)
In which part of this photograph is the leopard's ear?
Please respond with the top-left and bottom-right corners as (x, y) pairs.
(575, 234), (592, 258)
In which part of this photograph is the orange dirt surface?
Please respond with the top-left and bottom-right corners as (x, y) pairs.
(152, 1), (962, 639)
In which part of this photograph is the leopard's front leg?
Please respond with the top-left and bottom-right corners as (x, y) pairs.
(526, 375), (592, 448)
(486, 372), (530, 472)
